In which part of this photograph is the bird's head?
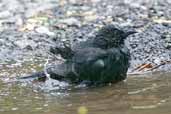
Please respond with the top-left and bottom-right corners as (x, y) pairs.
(94, 24), (136, 49)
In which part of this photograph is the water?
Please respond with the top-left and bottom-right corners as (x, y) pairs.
(0, 70), (171, 114)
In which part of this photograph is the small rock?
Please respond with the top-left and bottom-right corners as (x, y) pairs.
(16, 18), (24, 26)
(59, 18), (80, 27)
(35, 26), (55, 36)
(165, 43), (171, 49)
(84, 15), (98, 22)
(92, 0), (101, 2)
(15, 39), (36, 49)
(0, 19), (15, 27)
(69, 0), (76, 4)
(0, 11), (12, 19)
(11, 107), (18, 111)
(154, 58), (161, 64)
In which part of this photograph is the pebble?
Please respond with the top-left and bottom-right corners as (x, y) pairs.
(35, 26), (55, 36)
(11, 107), (18, 111)
(15, 39), (36, 49)
(0, 0), (170, 72)
(59, 18), (80, 26)
(154, 58), (161, 65)
(0, 11), (12, 19)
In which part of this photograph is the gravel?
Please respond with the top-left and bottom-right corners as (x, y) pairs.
(0, 0), (171, 75)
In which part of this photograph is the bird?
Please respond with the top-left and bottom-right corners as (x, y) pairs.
(20, 24), (136, 86)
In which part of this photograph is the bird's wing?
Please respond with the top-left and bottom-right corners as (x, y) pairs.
(72, 47), (107, 64)
(106, 47), (130, 75)
(50, 39), (93, 59)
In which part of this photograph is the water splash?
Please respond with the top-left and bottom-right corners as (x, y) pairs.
(38, 57), (69, 92)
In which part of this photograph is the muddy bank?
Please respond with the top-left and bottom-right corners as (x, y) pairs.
(0, 0), (171, 77)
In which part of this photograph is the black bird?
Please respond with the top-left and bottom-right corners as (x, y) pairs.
(21, 25), (136, 85)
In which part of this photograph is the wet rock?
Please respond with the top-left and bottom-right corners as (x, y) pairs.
(0, 0), (171, 73)
(0, 11), (12, 19)
(161, 32), (171, 49)
(59, 18), (81, 27)
(127, 23), (171, 71)
(15, 39), (36, 49)
(35, 26), (55, 36)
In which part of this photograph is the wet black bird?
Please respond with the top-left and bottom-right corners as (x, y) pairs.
(21, 25), (136, 85)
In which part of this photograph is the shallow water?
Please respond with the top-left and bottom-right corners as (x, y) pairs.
(0, 71), (171, 114)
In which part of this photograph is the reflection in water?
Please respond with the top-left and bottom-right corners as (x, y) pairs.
(0, 63), (171, 114)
